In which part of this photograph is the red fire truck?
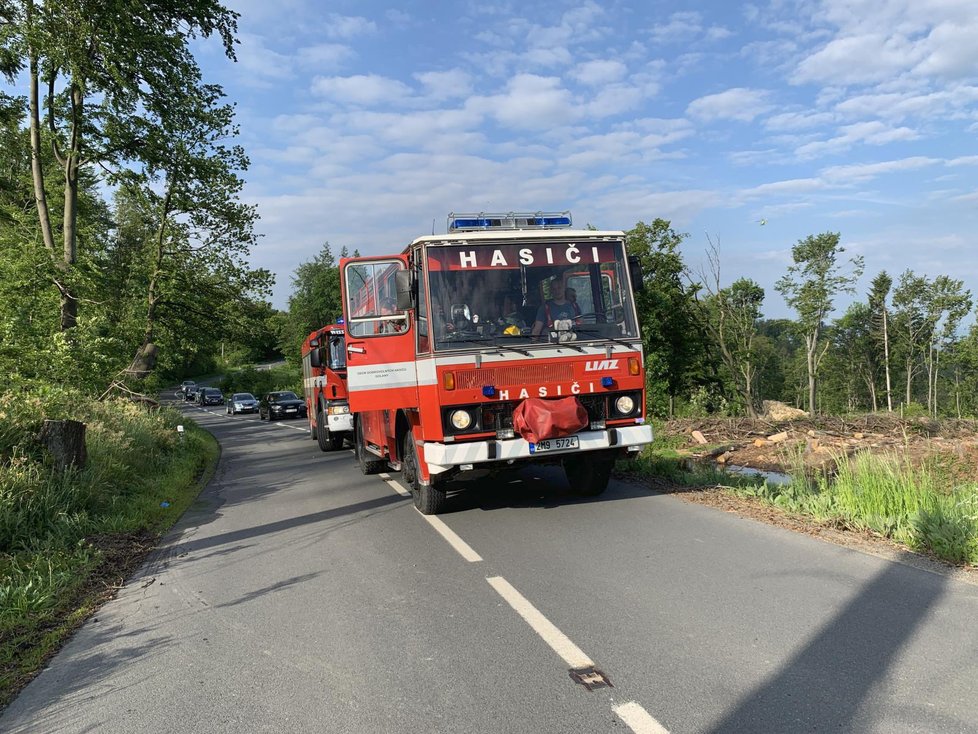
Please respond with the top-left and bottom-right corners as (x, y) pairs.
(339, 211), (653, 514)
(301, 324), (353, 451)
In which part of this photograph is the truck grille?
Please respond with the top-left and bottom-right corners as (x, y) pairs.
(454, 364), (574, 390)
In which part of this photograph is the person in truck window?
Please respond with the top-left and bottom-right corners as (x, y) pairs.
(377, 297), (405, 334)
(531, 279), (581, 335)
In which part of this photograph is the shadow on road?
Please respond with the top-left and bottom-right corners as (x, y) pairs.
(173, 493), (407, 556)
(707, 553), (949, 733)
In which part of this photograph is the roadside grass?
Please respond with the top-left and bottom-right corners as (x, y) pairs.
(625, 433), (978, 566)
(0, 385), (217, 709)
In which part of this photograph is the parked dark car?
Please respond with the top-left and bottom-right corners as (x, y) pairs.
(199, 387), (225, 406)
(259, 391), (307, 420)
(179, 380), (196, 397)
(227, 392), (259, 415)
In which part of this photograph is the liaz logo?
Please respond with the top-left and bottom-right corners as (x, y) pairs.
(584, 359), (619, 372)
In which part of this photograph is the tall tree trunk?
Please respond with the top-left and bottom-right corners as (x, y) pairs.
(59, 82), (83, 330)
(905, 357), (913, 406)
(882, 307), (892, 411)
(127, 179), (175, 379)
(28, 44), (56, 255)
(807, 336), (817, 415)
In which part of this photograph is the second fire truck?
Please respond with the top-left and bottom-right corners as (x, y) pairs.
(302, 324), (354, 452)
(340, 212), (653, 514)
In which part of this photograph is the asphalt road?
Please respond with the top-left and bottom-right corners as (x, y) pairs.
(4, 394), (978, 733)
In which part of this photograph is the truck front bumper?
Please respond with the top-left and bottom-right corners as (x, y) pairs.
(328, 413), (354, 433)
(422, 424), (653, 475)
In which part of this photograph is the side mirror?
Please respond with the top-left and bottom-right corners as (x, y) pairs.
(310, 347), (322, 368)
(395, 269), (414, 311)
(628, 254), (645, 294)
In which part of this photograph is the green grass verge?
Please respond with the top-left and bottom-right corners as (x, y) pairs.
(624, 434), (978, 566)
(0, 387), (218, 709)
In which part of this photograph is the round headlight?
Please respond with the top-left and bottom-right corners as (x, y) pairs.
(450, 409), (473, 430)
(615, 396), (636, 415)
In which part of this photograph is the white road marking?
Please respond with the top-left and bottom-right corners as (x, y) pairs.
(486, 576), (593, 670)
(613, 702), (670, 734)
(379, 476), (483, 562)
(420, 513), (483, 563)
(379, 474), (411, 497)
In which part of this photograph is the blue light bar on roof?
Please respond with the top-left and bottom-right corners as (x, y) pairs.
(447, 211), (573, 232)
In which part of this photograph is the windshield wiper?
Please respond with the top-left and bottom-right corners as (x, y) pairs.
(574, 329), (639, 351)
(440, 335), (532, 357)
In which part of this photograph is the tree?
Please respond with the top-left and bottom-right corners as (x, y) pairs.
(921, 276), (971, 416)
(625, 220), (714, 416)
(110, 81), (270, 381)
(868, 271), (894, 411)
(277, 242), (344, 363)
(1, 0), (240, 330)
(775, 232), (864, 415)
(892, 271), (930, 407)
(693, 237), (764, 417)
(828, 302), (878, 412)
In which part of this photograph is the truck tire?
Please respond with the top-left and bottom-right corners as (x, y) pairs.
(563, 453), (615, 497)
(317, 407), (343, 451)
(402, 429), (446, 515)
(355, 417), (385, 475)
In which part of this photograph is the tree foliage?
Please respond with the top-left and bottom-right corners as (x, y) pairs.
(775, 232), (864, 415)
(625, 219), (714, 416)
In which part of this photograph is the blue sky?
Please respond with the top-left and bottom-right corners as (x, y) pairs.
(192, 0), (978, 319)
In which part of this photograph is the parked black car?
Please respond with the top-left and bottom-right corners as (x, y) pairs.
(227, 392), (259, 415)
(199, 387), (225, 406)
(259, 391), (307, 420)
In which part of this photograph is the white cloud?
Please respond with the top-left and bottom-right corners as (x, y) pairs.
(233, 33), (294, 85)
(469, 74), (578, 130)
(764, 110), (837, 131)
(571, 59), (628, 86)
(322, 14), (377, 40)
(792, 33), (921, 86)
(687, 88), (772, 122)
(295, 43), (354, 70)
(794, 121), (919, 158)
(821, 156), (940, 183)
(310, 74), (413, 106)
(414, 69), (473, 100)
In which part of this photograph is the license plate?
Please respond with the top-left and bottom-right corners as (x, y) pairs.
(286, 408), (297, 412)
(531, 436), (579, 454)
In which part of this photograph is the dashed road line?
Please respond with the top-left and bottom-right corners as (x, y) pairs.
(486, 576), (593, 670)
(379, 475), (483, 563)
(613, 702), (670, 734)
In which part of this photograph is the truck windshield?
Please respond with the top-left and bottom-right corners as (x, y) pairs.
(426, 239), (638, 351)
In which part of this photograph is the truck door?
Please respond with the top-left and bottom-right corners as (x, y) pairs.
(340, 256), (418, 412)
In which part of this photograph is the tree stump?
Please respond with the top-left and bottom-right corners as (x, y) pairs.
(38, 420), (87, 471)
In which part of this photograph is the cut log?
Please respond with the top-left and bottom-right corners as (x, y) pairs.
(767, 431), (789, 444)
(691, 430), (708, 444)
(38, 419), (87, 472)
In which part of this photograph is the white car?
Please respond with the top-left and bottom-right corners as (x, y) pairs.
(227, 392), (259, 415)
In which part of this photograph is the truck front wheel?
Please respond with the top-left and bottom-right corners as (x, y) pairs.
(355, 418), (385, 475)
(317, 408), (343, 451)
(563, 453), (615, 497)
(402, 430), (446, 515)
